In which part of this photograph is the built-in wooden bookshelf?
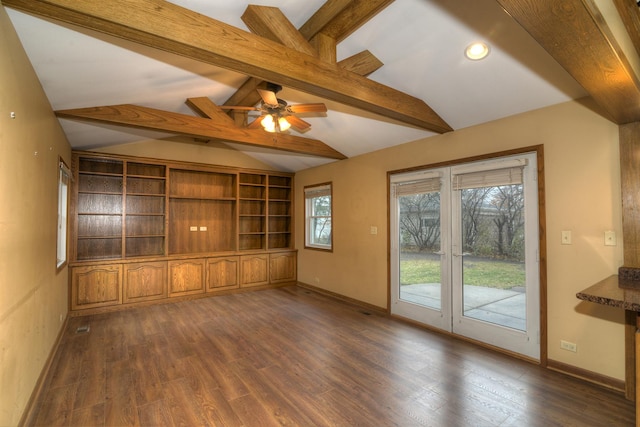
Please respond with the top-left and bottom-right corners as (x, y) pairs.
(268, 175), (292, 250)
(69, 151), (295, 313)
(125, 162), (166, 258)
(239, 173), (266, 251)
(168, 169), (237, 254)
(76, 157), (124, 260)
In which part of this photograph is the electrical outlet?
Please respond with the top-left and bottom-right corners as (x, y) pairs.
(604, 230), (616, 246)
(190, 226), (197, 231)
(560, 340), (577, 352)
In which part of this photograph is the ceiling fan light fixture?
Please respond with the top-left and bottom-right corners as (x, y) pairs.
(465, 42), (490, 60)
(261, 114), (276, 132)
(260, 114), (291, 132)
(278, 117), (291, 132)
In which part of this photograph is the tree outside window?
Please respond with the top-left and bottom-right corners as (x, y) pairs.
(305, 183), (332, 250)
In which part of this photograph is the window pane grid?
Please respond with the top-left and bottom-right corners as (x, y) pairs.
(305, 183), (332, 250)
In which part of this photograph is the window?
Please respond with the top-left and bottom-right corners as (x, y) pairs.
(305, 183), (332, 250)
(57, 158), (70, 269)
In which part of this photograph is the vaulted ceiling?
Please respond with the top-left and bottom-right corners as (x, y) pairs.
(5, 0), (640, 172)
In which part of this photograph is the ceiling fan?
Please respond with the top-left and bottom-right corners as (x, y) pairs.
(222, 83), (327, 133)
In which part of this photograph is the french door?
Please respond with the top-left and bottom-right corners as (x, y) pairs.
(390, 153), (540, 360)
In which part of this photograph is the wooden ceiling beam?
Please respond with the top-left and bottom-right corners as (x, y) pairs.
(298, 0), (351, 42)
(301, 0), (394, 66)
(496, 0), (640, 124)
(310, 32), (338, 64)
(186, 97), (236, 126)
(300, 0), (395, 43)
(227, 3), (387, 116)
(338, 50), (384, 77)
(4, 0), (451, 133)
(241, 5), (317, 57)
(222, 78), (267, 108)
(189, 95), (251, 129)
(55, 104), (347, 159)
(612, 0), (640, 59)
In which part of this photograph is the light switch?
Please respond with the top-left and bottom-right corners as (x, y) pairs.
(604, 230), (616, 246)
(189, 226), (197, 232)
(561, 230), (572, 245)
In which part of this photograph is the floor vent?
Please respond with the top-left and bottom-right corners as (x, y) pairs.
(360, 311), (372, 316)
(76, 325), (90, 334)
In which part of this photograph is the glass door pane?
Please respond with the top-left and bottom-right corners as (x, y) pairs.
(460, 185), (526, 331)
(390, 152), (539, 359)
(398, 191), (442, 310)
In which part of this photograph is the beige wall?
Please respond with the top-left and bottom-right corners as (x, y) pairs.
(0, 4), (72, 426)
(295, 99), (625, 380)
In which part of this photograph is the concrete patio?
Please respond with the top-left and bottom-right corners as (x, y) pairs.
(400, 283), (526, 330)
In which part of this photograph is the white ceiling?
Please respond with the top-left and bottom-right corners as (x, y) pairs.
(5, 0), (587, 172)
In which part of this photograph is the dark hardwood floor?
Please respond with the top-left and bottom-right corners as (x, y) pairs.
(29, 286), (633, 426)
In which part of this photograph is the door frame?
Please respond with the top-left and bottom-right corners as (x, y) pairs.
(389, 167), (452, 331)
(387, 145), (547, 364)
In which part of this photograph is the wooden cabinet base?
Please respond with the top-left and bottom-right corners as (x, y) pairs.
(240, 254), (269, 287)
(69, 251), (296, 315)
(123, 261), (167, 303)
(270, 251), (297, 283)
(71, 264), (122, 310)
(207, 256), (240, 292)
(169, 259), (205, 297)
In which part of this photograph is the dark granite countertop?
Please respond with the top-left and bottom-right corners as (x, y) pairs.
(577, 275), (640, 312)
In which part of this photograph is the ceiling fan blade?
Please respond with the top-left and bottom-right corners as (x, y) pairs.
(257, 89), (279, 106)
(218, 105), (260, 111)
(288, 103), (327, 113)
(248, 115), (265, 129)
(286, 115), (312, 132)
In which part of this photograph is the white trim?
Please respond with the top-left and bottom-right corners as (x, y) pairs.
(389, 152), (540, 360)
(305, 183), (332, 250)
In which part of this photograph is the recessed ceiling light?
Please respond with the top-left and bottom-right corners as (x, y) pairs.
(465, 42), (490, 61)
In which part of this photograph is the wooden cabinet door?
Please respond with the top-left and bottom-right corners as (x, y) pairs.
(206, 256), (239, 292)
(123, 261), (167, 303)
(240, 254), (269, 287)
(269, 251), (297, 284)
(71, 264), (122, 310)
(168, 259), (205, 296)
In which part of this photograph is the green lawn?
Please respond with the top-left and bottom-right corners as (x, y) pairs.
(400, 257), (525, 289)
